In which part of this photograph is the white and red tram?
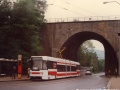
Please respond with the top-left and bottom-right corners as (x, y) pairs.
(29, 56), (80, 80)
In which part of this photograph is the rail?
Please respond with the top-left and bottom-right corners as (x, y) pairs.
(46, 15), (120, 23)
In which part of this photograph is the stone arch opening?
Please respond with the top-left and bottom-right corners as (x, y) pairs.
(61, 31), (118, 75)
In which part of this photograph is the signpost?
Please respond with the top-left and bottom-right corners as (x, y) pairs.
(18, 55), (22, 79)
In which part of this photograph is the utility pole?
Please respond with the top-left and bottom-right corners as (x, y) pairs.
(103, 1), (120, 5)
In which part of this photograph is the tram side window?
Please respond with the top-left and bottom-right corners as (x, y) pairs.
(42, 61), (47, 70)
(57, 65), (65, 72)
(67, 66), (70, 71)
(71, 66), (76, 71)
(47, 61), (54, 69)
(47, 61), (57, 69)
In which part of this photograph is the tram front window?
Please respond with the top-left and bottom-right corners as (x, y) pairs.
(32, 57), (42, 71)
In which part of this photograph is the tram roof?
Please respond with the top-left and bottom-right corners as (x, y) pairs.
(31, 56), (80, 65)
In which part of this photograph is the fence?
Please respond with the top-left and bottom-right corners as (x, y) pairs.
(46, 15), (120, 23)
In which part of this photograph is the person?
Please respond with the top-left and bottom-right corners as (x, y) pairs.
(12, 66), (16, 79)
(115, 68), (118, 78)
(108, 69), (111, 77)
(27, 67), (30, 78)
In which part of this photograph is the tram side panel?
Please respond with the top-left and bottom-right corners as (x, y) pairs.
(47, 61), (57, 79)
(56, 62), (66, 79)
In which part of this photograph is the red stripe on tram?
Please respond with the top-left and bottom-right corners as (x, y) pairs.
(48, 71), (79, 76)
(48, 71), (57, 75)
(32, 72), (40, 74)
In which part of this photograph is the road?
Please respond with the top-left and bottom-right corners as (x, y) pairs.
(0, 73), (109, 90)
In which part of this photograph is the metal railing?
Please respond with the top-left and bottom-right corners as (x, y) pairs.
(46, 15), (120, 23)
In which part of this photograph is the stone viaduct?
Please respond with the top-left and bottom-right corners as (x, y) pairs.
(42, 19), (120, 76)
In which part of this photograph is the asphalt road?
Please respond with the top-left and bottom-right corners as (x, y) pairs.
(0, 73), (109, 90)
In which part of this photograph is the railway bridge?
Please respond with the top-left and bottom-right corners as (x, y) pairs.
(42, 17), (120, 76)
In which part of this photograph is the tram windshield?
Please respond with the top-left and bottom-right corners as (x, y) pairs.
(31, 57), (47, 70)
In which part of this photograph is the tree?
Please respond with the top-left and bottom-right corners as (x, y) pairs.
(97, 59), (105, 72)
(0, 0), (47, 74)
(0, 0), (47, 59)
(78, 40), (96, 66)
(0, 0), (12, 58)
(78, 41), (99, 72)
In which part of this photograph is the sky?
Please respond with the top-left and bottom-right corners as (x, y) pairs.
(44, 0), (120, 51)
(91, 40), (104, 51)
(45, 0), (120, 18)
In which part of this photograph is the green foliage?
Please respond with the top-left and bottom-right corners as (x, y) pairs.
(0, 0), (12, 58)
(97, 60), (105, 72)
(78, 40), (104, 73)
(0, 0), (47, 59)
(78, 40), (96, 66)
(0, 0), (47, 74)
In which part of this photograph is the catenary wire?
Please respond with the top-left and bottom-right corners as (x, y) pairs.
(49, 4), (85, 16)
(59, 0), (101, 16)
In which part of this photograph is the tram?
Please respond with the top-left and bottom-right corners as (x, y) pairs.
(29, 56), (80, 80)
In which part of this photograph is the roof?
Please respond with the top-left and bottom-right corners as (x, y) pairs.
(0, 58), (17, 62)
(31, 56), (80, 65)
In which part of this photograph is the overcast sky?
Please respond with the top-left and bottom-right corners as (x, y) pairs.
(44, 0), (120, 50)
(45, 0), (120, 18)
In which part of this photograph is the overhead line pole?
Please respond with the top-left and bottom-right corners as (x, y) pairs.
(103, 1), (120, 5)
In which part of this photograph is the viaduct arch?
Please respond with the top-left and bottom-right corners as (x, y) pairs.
(42, 20), (120, 75)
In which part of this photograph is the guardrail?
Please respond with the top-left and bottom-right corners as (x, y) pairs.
(46, 15), (120, 23)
